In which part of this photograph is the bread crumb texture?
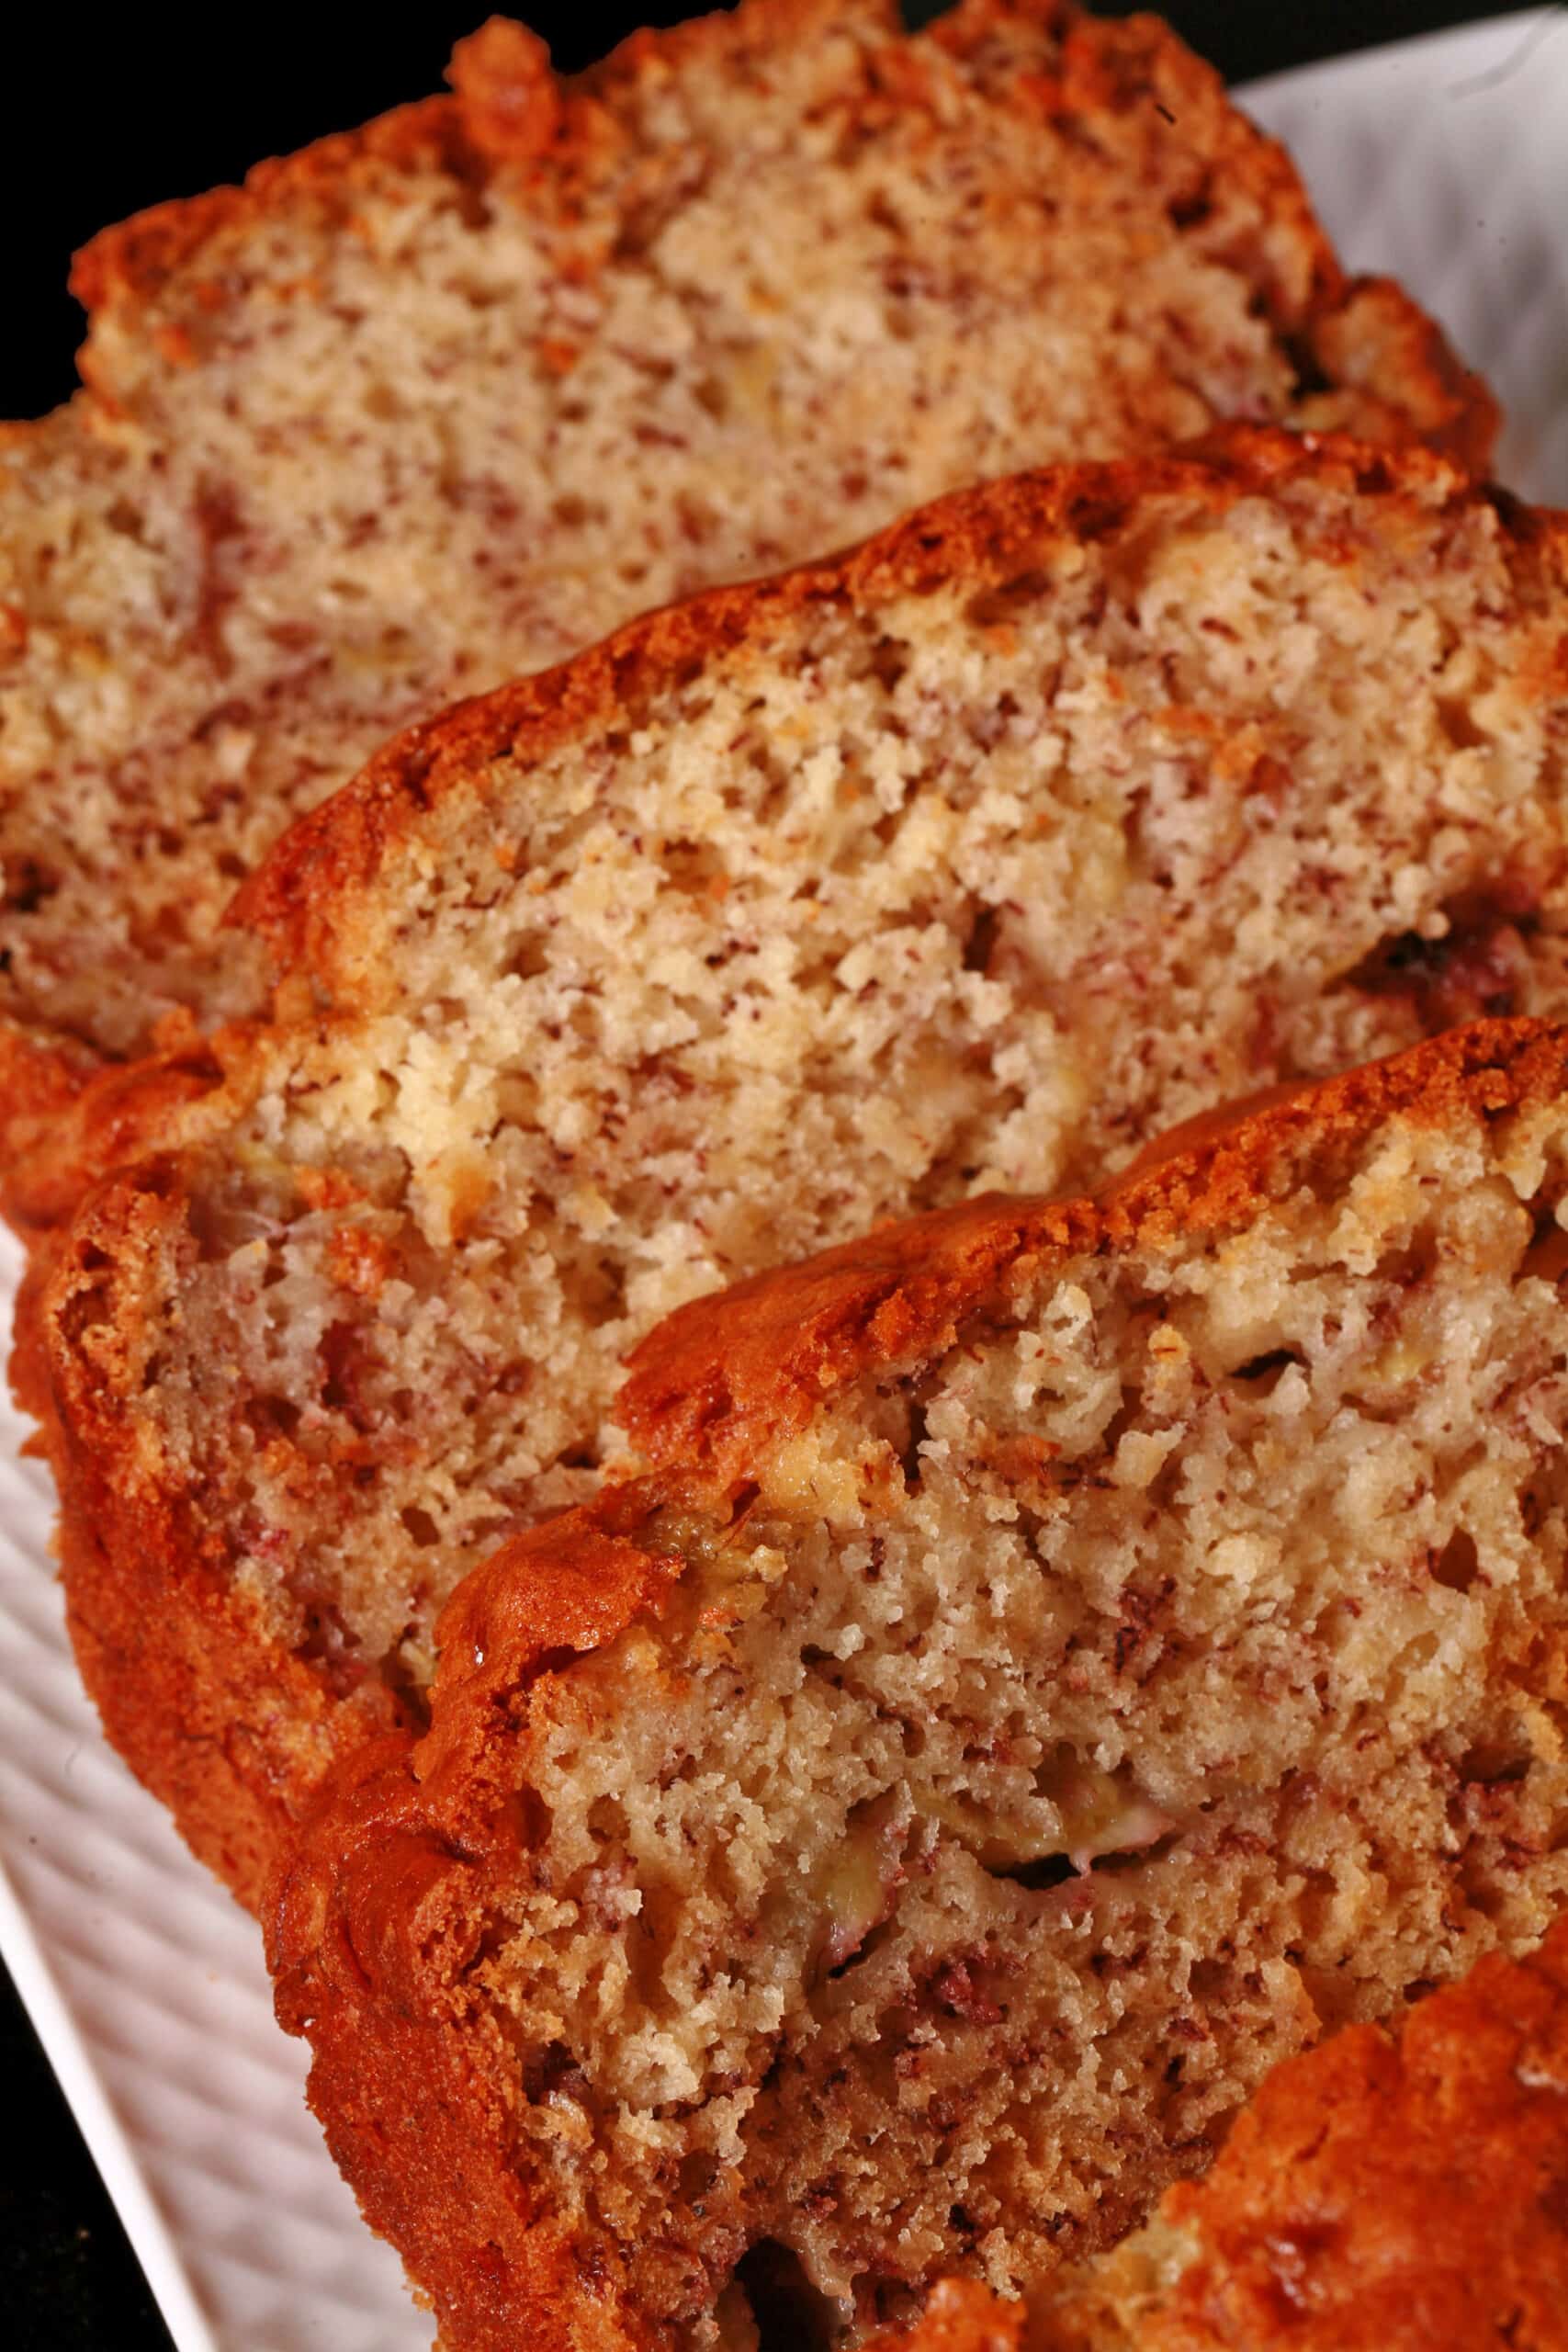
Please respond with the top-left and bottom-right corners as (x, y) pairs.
(269, 1022), (1568, 2351)
(0, 0), (1491, 1148)
(887, 1917), (1568, 2350)
(29, 436), (1568, 1898)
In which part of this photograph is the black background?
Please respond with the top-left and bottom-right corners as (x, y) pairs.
(0, 3), (1532, 2345)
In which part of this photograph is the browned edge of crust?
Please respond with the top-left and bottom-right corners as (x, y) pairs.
(615, 1015), (1568, 1482)
(17, 1146), (412, 1911)
(1304, 273), (1498, 473)
(265, 1015), (1568, 2350)
(266, 1530), (680, 2352)
(64, 0), (887, 325)
(0, 1026), (110, 1223)
(1139, 1913), (1568, 2351)
(64, 1), (1495, 467)
(878, 1916), (1568, 2351)
(0, 1017), (243, 1237)
(234, 424), (1556, 993)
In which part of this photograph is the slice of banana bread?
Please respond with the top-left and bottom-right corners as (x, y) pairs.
(267, 1021), (1568, 2350)
(22, 431), (1568, 1905)
(0, 0), (1495, 1200)
(884, 1917), (1568, 2351)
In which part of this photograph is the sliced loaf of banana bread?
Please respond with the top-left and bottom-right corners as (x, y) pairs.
(268, 1021), (1568, 2349)
(0, 0), (1494, 1203)
(22, 431), (1568, 1906)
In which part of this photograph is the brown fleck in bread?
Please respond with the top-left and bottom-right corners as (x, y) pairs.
(22, 431), (1568, 1907)
(0, 0), (1495, 1207)
(267, 1020), (1568, 2349)
(879, 1917), (1568, 2350)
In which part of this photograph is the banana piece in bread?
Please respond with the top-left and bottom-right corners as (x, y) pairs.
(23, 431), (1568, 1906)
(0, 0), (1495, 1205)
(880, 1917), (1568, 2348)
(268, 1021), (1568, 2350)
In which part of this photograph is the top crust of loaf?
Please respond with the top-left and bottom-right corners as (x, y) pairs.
(62, 0), (1493, 480)
(268, 1014), (1568, 2352)
(66, 4), (906, 323)
(231, 424), (1549, 1002)
(62, 0), (1483, 468)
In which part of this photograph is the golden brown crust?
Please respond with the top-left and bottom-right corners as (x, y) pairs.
(417, 1506), (686, 1838)
(268, 1505), (685, 1994)
(0, 1026), (107, 1227)
(45, 4), (1235, 324)
(266, 1017), (1568, 2347)
(271, 1725), (653, 2352)
(233, 424), (1530, 997)
(617, 1016), (1568, 1485)
(67, 2), (883, 328)
(268, 1525), (678, 2349)
(0, 1027), (235, 1236)
(68, 0), (1491, 468)
(23, 1158), (407, 1907)
(1142, 1915), (1568, 2351)
(1300, 273), (1498, 473)
(5, 1021), (298, 1899)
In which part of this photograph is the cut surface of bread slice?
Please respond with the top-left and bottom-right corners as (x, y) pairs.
(0, 0), (1495, 1186)
(24, 431), (1568, 1905)
(874, 1917), (1568, 2349)
(879, 1918), (1568, 2342)
(268, 1021), (1568, 2351)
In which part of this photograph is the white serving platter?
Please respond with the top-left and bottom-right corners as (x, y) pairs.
(1, 13), (1565, 2347)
